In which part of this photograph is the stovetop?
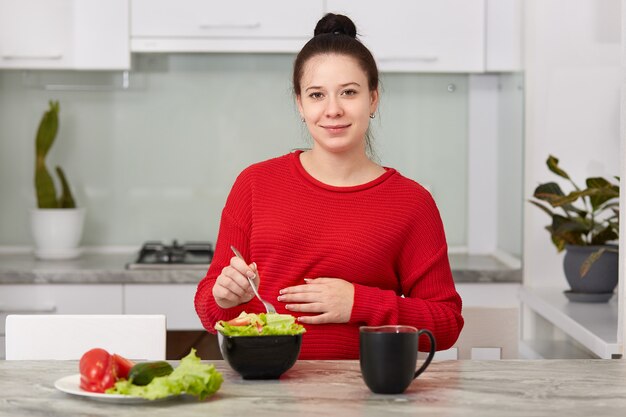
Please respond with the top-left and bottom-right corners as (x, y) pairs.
(126, 240), (213, 270)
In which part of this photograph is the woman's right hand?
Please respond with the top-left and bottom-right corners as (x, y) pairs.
(212, 256), (260, 309)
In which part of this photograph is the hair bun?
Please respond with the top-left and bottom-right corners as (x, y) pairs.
(314, 13), (357, 38)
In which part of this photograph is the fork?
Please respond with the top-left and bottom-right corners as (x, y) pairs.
(230, 245), (277, 314)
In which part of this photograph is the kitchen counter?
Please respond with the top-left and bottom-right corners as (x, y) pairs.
(0, 359), (624, 417)
(0, 253), (200, 285)
(0, 252), (520, 284)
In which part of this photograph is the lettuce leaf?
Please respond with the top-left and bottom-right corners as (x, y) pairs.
(106, 349), (222, 400)
(215, 312), (306, 336)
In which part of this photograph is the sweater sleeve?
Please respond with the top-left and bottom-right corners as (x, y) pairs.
(194, 170), (265, 333)
(349, 193), (464, 352)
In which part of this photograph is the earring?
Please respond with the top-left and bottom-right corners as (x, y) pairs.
(369, 113), (376, 119)
(300, 117), (305, 123)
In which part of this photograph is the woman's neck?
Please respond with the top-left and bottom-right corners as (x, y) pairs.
(299, 148), (385, 187)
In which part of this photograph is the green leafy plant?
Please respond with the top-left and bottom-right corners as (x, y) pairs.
(530, 155), (619, 276)
(35, 100), (76, 209)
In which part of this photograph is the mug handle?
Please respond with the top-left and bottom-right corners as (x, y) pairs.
(414, 329), (436, 379)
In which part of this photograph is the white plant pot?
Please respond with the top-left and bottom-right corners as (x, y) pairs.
(30, 208), (86, 260)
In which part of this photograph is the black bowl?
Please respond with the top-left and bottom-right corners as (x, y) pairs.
(218, 332), (302, 379)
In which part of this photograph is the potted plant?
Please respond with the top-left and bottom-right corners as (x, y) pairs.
(31, 100), (85, 259)
(530, 156), (619, 302)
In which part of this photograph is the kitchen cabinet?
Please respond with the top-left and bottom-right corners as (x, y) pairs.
(0, 284), (124, 315)
(131, 0), (324, 53)
(0, 284), (201, 330)
(327, 0), (485, 72)
(124, 284), (203, 330)
(0, 283), (202, 358)
(0, 0), (130, 70)
(326, 0), (522, 72)
(485, 0), (523, 71)
(0, 284), (123, 359)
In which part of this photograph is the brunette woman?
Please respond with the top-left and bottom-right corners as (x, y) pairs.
(195, 13), (463, 359)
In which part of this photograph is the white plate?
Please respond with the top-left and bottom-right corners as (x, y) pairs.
(54, 374), (178, 404)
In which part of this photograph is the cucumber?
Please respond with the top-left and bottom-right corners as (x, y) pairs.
(128, 361), (174, 386)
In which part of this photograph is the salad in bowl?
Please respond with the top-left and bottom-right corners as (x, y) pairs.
(215, 312), (306, 336)
(216, 312), (305, 379)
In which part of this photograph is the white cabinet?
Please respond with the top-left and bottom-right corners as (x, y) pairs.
(124, 284), (202, 330)
(0, 0), (72, 69)
(131, 0), (324, 53)
(0, 0), (130, 70)
(0, 284), (201, 335)
(0, 284), (124, 359)
(485, 0), (523, 71)
(326, 0), (522, 73)
(327, 0), (485, 72)
(0, 284), (124, 314)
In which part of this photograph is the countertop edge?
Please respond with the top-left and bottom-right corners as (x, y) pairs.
(0, 253), (522, 284)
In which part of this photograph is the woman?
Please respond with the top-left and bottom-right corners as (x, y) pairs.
(195, 13), (463, 359)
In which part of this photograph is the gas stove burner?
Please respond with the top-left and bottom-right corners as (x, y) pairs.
(126, 240), (213, 270)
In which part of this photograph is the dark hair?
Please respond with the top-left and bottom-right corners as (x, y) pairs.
(292, 13), (379, 96)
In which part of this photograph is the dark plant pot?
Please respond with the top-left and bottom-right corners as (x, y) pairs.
(563, 244), (618, 297)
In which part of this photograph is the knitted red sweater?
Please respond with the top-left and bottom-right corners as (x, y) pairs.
(195, 151), (463, 359)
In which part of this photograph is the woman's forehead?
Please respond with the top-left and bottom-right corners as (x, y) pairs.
(300, 54), (367, 87)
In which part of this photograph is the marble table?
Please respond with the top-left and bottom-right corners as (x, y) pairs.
(1, 360), (625, 417)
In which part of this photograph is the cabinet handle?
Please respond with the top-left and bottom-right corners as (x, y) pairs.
(198, 22), (261, 30)
(378, 56), (439, 63)
(2, 53), (63, 60)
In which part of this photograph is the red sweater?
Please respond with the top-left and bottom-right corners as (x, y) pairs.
(195, 151), (463, 359)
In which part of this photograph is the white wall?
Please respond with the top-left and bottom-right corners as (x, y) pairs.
(523, 0), (622, 289)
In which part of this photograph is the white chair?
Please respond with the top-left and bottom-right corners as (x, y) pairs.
(5, 314), (167, 360)
(423, 307), (519, 360)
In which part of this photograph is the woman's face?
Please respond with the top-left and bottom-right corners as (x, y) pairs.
(297, 54), (378, 156)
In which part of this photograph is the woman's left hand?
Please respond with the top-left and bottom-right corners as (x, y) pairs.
(277, 278), (354, 324)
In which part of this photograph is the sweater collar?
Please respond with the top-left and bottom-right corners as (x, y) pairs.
(289, 150), (396, 193)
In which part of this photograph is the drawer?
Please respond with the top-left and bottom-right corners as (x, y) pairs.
(0, 284), (124, 315)
(124, 284), (203, 330)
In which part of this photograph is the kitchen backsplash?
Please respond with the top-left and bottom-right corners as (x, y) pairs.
(495, 74), (524, 258)
(0, 54), (522, 254)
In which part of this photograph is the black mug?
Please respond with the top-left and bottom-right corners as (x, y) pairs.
(359, 325), (436, 394)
